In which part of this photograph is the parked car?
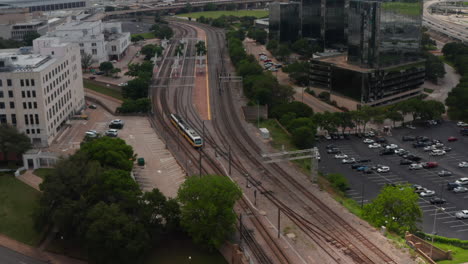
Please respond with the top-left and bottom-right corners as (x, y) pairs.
(438, 170), (453, 177)
(423, 162), (438, 169)
(105, 129), (118, 137)
(368, 143), (381, 149)
(430, 197), (446, 205)
(88, 104), (97, 109)
(362, 168), (373, 174)
(109, 119), (125, 129)
(363, 138), (374, 144)
(456, 178), (468, 185)
(430, 149), (446, 156)
(442, 146), (452, 152)
(459, 161), (468, 168)
(420, 190), (436, 197)
(406, 155), (422, 162)
(327, 148), (340, 154)
(375, 137), (387, 143)
(326, 144), (337, 149)
(342, 158), (356, 164)
(351, 164), (364, 169)
(457, 121), (468, 127)
(118, 82), (128, 87)
(397, 150), (409, 156)
(334, 153), (348, 159)
(356, 166), (369, 171)
(447, 182), (461, 190)
(456, 210), (468, 219)
(89, 76), (96, 80)
(377, 166), (390, 173)
(357, 158), (371, 163)
(416, 136), (430, 142)
(409, 163), (423, 170)
(454, 186), (468, 193)
(85, 131), (98, 138)
(379, 149), (394, 156)
(414, 186), (427, 194)
(394, 148), (406, 154)
(448, 136), (458, 142)
(400, 159), (413, 165)
(402, 136), (416, 141)
(385, 144), (398, 150)
(94, 71), (105, 75)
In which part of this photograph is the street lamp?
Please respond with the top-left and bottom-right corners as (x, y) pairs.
(430, 207), (445, 259)
(188, 256), (192, 264)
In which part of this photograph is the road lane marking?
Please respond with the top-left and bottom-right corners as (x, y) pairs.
(204, 35), (211, 120)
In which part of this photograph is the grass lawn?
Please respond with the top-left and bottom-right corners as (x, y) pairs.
(178, 10), (268, 19)
(424, 88), (434, 94)
(83, 79), (124, 101)
(434, 242), (468, 264)
(33, 168), (54, 179)
(0, 174), (42, 246)
(131, 32), (156, 39)
(381, 2), (421, 16)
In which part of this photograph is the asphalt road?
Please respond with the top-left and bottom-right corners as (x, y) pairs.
(121, 21), (153, 34)
(0, 246), (46, 264)
(318, 121), (468, 239)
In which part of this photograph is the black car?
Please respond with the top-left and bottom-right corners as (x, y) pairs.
(400, 159), (412, 165)
(416, 136), (430, 142)
(402, 136), (416, 141)
(351, 164), (364, 169)
(407, 155), (422, 162)
(327, 148), (340, 154)
(326, 144), (337, 149)
(442, 147), (452, 152)
(94, 71), (105, 75)
(397, 150), (409, 156)
(430, 197), (446, 205)
(412, 142), (426, 148)
(447, 182), (461, 191)
(375, 137), (387, 143)
(379, 149), (394, 156)
(357, 158), (371, 163)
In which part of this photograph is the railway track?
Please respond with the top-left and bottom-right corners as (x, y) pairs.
(181, 21), (399, 264)
(150, 21), (286, 264)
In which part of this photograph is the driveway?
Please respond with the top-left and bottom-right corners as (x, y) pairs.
(425, 63), (461, 103)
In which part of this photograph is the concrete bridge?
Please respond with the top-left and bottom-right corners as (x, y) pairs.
(104, 0), (272, 17)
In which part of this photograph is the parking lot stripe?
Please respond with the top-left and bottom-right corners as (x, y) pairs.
(450, 224), (468, 228)
(442, 220), (462, 224)
(456, 229), (468, 232)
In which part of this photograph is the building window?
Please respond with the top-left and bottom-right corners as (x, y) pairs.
(8, 90), (13, 97)
(21, 91), (25, 98)
(26, 129), (30, 134)
(0, 91), (3, 98)
(92, 49), (97, 55)
(31, 129), (35, 134)
(29, 114), (34, 124)
(28, 102), (32, 109)
(36, 128), (40, 134)
(35, 114), (39, 124)
(23, 102), (27, 109)
(33, 102), (37, 109)
(24, 114), (28, 125)
(31, 79), (35, 86)
(0, 80), (2, 86)
(92, 43), (96, 46)
(79, 43), (84, 47)
(0, 114), (6, 124)
(25, 79), (30, 86)
(112, 45), (116, 51)
(0, 102), (4, 109)
(11, 114), (16, 125)
(20, 79), (24, 86)
(32, 91), (36, 97)
(7, 79), (11, 86)
(27, 91), (31, 98)
(9, 102), (14, 109)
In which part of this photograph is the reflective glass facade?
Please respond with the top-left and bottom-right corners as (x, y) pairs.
(324, 0), (348, 47)
(269, 2), (301, 43)
(301, 0), (322, 40)
(348, 0), (423, 68)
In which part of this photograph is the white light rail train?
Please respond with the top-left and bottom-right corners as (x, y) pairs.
(170, 113), (203, 148)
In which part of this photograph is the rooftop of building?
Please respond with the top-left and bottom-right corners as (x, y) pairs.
(56, 20), (101, 31)
(13, 20), (46, 26)
(0, 49), (55, 72)
(313, 53), (373, 73)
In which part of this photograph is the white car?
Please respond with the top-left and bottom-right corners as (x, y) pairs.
(454, 187), (468, 193)
(377, 166), (390, 173)
(335, 153), (348, 159)
(430, 150), (446, 156)
(459, 162), (468, 168)
(85, 131), (98, 138)
(456, 178), (468, 185)
(368, 143), (381, 149)
(457, 121), (468, 127)
(456, 210), (468, 219)
(385, 144), (398, 150)
(363, 138), (374, 144)
(105, 129), (118, 137)
(394, 148), (406, 154)
(409, 163), (423, 170)
(420, 190), (436, 197)
(364, 131), (375, 137)
(118, 82), (128, 87)
(423, 146), (433, 152)
(342, 158), (356, 164)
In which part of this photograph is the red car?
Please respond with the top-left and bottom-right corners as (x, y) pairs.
(423, 162), (439, 169)
(448, 136), (458, 142)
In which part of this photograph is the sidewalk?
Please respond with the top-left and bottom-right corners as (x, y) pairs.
(17, 170), (42, 191)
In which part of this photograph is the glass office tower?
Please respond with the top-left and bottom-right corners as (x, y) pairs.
(301, 0), (322, 40)
(269, 2), (301, 43)
(348, 0), (423, 68)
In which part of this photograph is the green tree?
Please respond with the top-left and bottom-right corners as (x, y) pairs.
(80, 137), (134, 171)
(195, 41), (207, 56)
(99, 61), (114, 76)
(326, 173), (349, 193)
(276, 44), (291, 61)
(177, 175), (242, 250)
(291, 126), (315, 149)
(266, 39), (279, 53)
(131, 35), (144, 42)
(0, 125), (31, 161)
(85, 202), (150, 264)
(141, 44), (164, 60)
(363, 184), (422, 234)
(226, 3), (236, 10)
(385, 110), (404, 127)
(124, 78), (149, 99)
(126, 61), (154, 79)
(117, 98), (151, 113)
(151, 24), (173, 39)
(283, 61), (310, 86)
(424, 52), (446, 83)
(247, 28), (267, 45)
(182, 3), (192, 13)
(23, 32), (41, 46)
(110, 67), (121, 78)
(81, 53), (93, 72)
(204, 3), (217, 11)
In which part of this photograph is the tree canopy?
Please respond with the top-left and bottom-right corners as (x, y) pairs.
(177, 175), (242, 250)
(363, 184), (422, 234)
(0, 125), (31, 161)
(99, 61), (114, 76)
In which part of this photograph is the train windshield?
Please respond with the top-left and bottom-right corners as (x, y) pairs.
(195, 139), (202, 145)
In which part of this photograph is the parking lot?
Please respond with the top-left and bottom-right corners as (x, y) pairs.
(318, 121), (468, 239)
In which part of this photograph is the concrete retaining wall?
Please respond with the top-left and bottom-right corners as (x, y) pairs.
(405, 232), (452, 262)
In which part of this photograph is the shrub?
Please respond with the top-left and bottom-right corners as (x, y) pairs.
(326, 173), (349, 193)
(291, 126), (315, 149)
(318, 92), (331, 102)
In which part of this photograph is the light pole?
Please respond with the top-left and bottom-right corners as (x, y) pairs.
(430, 207), (445, 259)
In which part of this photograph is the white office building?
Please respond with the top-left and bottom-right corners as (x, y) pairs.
(43, 20), (130, 64)
(0, 37), (85, 147)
